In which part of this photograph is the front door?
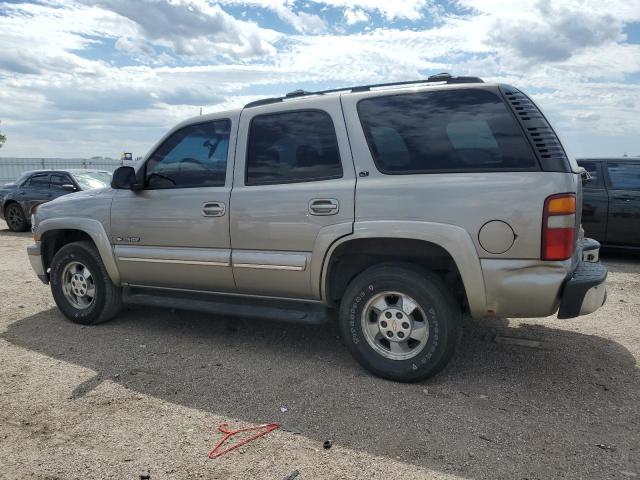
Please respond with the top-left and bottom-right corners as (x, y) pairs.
(111, 115), (238, 291)
(605, 161), (640, 247)
(230, 98), (356, 299)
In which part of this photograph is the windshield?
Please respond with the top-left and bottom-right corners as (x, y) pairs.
(71, 171), (112, 190)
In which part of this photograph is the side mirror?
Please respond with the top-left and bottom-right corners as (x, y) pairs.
(61, 184), (77, 191)
(111, 166), (142, 190)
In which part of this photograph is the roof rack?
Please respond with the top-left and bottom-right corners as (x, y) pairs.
(244, 73), (484, 108)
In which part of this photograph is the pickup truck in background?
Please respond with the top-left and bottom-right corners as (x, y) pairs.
(577, 158), (640, 250)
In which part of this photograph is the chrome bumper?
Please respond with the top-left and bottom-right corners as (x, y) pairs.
(27, 242), (48, 283)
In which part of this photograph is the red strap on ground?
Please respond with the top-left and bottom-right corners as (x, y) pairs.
(208, 422), (280, 458)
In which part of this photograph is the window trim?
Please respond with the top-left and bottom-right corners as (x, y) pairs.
(356, 88), (541, 175)
(244, 108), (344, 187)
(142, 118), (232, 190)
(26, 173), (51, 189)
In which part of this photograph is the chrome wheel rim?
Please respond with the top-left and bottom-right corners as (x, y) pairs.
(62, 261), (96, 309)
(361, 291), (429, 360)
(6, 205), (22, 230)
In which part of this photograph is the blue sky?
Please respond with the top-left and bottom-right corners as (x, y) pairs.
(0, 0), (639, 158)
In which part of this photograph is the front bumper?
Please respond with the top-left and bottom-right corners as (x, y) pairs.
(557, 240), (607, 319)
(27, 241), (48, 284)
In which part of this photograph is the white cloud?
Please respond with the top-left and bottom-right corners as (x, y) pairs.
(344, 8), (369, 25)
(0, 0), (638, 158)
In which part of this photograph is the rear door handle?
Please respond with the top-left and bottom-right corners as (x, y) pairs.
(309, 198), (339, 216)
(613, 196), (632, 202)
(202, 201), (226, 217)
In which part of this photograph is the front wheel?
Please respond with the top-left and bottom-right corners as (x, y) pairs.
(339, 263), (461, 382)
(50, 241), (122, 325)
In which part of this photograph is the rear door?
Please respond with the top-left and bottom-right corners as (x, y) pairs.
(111, 115), (237, 291)
(605, 161), (640, 247)
(230, 98), (356, 299)
(578, 161), (608, 242)
(20, 173), (51, 212)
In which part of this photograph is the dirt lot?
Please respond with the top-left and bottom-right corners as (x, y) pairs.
(0, 220), (638, 480)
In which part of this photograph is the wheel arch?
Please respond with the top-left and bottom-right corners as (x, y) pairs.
(320, 221), (487, 318)
(37, 218), (120, 285)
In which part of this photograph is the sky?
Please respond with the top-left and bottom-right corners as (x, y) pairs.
(0, 0), (639, 159)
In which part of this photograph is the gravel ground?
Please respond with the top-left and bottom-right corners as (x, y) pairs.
(0, 220), (638, 479)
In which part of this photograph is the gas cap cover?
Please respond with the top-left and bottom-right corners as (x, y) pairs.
(478, 220), (516, 254)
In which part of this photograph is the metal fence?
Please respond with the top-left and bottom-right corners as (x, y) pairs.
(0, 157), (124, 184)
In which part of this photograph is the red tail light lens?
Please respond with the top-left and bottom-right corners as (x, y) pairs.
(542, 194), (576, 261)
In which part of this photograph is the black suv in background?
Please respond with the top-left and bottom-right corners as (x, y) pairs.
(578, 158), (640, 249)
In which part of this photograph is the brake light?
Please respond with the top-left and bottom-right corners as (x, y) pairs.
(542, 193), (576, 261)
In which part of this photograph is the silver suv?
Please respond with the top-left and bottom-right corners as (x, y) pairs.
(27, 74), (607, 382)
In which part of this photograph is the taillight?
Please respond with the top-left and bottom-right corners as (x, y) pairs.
(542, 193), (576, 261)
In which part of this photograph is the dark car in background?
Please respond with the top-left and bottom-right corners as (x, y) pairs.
(0, 169), (112, 232)
(578, 158), (640, 249)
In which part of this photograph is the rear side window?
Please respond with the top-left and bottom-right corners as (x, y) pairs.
(358, 89), (537, 174)
(246, 110), (343, 186)
(607, 163), (640, 190)
(145, 120), (230, 189)
(27, 174), (50, 188)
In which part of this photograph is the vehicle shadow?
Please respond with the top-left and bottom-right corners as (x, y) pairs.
(0, 227), (31, 238)
(2, 307), (638, 478)
(601, 250), (640, 274)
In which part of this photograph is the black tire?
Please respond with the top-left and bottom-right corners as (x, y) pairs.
(5, 203), (28, 232)
(50, 241), (122, 325)
(339, 263), (461, 382)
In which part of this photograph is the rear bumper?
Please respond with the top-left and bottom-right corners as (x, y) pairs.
(557, 257), (607, 319)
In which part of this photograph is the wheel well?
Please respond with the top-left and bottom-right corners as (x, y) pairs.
(324, 238), (468, 311)
(41, 229), (94, 274)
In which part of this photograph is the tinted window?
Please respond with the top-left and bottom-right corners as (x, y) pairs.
(145, 120), (230, 189)
(27, 174), (49, 188)
(578, 162), (603, 188)
(50, 174), (72, 189)
(358, 89), (537, 173)
(607, 163), (640, 190)
(246, 110), (343, 186)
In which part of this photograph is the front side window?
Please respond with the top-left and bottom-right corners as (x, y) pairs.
(607, 163), (640, 190)
(358, 89), (537, 173)
(50, 174), (73, 189)
(145, 120), (230, 189)
(246, 110), (343, 186)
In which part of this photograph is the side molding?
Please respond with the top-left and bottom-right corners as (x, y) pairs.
(320, 220), (488, 318)
(37, 218), (121, 285)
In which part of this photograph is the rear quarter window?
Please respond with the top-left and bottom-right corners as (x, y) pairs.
(357, 89), (538, 174)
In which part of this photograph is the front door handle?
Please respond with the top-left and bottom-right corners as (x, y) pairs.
(202, 201), (226, 217)
(309, 198), (339, 216)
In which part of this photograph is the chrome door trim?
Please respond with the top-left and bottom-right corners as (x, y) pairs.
(231, 251), (307, 271)
(233, 263), (304, 271)
(118, 257), (229, 267)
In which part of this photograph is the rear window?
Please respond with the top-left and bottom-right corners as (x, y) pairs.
(357, 89), (537, 174)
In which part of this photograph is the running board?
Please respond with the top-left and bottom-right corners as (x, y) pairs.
(122, 286), (330, 325)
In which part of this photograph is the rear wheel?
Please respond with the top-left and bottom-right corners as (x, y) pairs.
(50, 241), (122, 325)
(5, 203), (28, 232)
(339, 263), (461, 382)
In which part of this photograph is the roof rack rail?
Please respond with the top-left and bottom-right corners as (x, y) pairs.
(244, 73), (484, 108)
